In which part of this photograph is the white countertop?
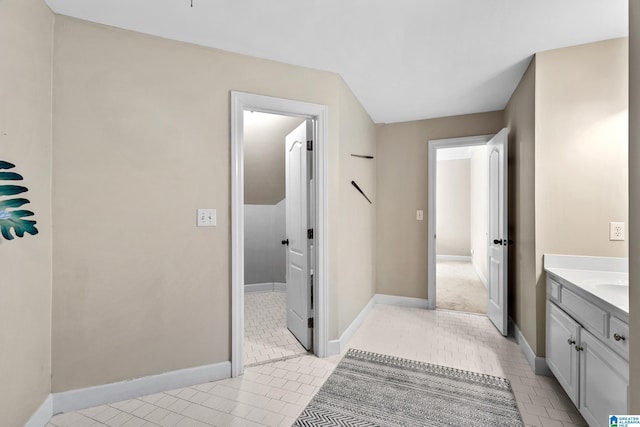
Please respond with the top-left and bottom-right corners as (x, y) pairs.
(544, 254), (629, 315)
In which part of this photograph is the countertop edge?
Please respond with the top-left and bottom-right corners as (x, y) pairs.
(545, 269), (629, 323)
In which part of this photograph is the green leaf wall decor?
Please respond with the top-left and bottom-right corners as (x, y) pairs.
(0, 160), (39, 240)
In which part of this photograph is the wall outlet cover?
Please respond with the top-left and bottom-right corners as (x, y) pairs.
(609, 221), (624, 241)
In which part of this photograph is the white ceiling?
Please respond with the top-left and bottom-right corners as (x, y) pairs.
(44, 0), (628, 124)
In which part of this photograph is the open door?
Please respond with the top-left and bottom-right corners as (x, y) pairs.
(487, 128), (509, 336)
(284, 120), (313, 350)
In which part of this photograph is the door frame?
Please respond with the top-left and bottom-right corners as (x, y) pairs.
(427, 134), (494, 310)
(230, 91), (329, 377)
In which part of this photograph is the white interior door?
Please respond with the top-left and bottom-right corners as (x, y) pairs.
(487, 128), (509, 336)
(285, 121), (312, 350)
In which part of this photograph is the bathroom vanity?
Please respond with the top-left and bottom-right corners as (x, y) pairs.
(545, 255), (629, 427)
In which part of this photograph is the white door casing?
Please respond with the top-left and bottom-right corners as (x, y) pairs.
(230, 91), (328, 378)
(285, 121), (312, 349)
(486, 128), (509, 335)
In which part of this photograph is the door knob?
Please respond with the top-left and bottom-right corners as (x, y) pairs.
(614, 333), (626, 341)
(493, 239), (503, 245)
(575, 345), (584, 352)
(281, 239), (289, 246)
(567, 338), (576, 345)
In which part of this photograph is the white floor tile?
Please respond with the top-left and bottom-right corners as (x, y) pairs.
(48, 304), (584, 427)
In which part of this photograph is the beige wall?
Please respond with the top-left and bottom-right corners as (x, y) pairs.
(376, 111), (504, 298)
(0, 0), (53, 425)
(470, 145), (488, 280)
(534, 38), (628, 354)
(244, 112), (304, 205)
(629, 0), (640, 413)
(336, 79), (377, 336)
(52, 16), (375, 392)
(504, 58), (538, 352)
(436, 159), (470, 256)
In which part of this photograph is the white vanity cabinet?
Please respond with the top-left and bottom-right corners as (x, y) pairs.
(546, 300), (580, 404)
(546, 275), (629, 427)
(579, 328), (628, 426)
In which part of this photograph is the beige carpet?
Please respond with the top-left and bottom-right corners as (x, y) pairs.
(436, 260), (487, 314)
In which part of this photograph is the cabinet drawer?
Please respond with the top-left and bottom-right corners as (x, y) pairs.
(562, 288), (608, 338)
(609, 317), (629, 360)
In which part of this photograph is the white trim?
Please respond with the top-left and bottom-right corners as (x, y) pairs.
(427, 134), (494, 311)
(436, 255), (471, 262)
(244, 282), (286, 293)
(327, 297), (376, 355)
(231, 91), (329, 378)
(510, 318), (552, 377)
(25, 395), (52, 427)
(52, 362), (230, 414)
(374, 294), (430, 308)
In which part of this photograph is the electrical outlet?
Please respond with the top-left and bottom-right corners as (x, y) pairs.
(609, 222), (625, 241)
(416, 210), (424, 221)
(197, 209), (216, 227)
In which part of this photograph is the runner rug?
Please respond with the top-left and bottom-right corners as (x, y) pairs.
(294, 349), (523, 426)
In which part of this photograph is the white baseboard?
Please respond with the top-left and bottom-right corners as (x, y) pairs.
(327, 297), (376, 355)
(327, 294), (430, 356)
(436, 255), (472, 262)
(510, 318), (552, 377)
(374, 294), (430, 309)
(244, 282), (286, 293)
(52, 361), (231, 414)
(471, 257), (488, 288)
(25, 394), (52, 427)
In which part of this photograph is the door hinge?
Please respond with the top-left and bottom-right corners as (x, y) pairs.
(307, 140), (313, 151)
(307, 317), (314, 328)
(307, 228), (314, 239)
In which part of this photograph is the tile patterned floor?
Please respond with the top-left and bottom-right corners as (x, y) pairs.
(47, 304), (586, 427)
(244, 292), (308, 366)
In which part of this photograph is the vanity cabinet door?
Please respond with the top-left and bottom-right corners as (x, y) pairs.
(579, 328), (628, 427)
(546, 301), (580, 405)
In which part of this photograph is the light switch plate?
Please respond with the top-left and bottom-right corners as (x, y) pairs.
(197, 209), (216, 227)
(416, 210), (424, 221)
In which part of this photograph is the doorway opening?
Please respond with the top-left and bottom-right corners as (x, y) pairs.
(243, 111), (308, 366)
(231, 92), (329, 377)
(435, 145), (488, 314)
(427, 130), (509, 335)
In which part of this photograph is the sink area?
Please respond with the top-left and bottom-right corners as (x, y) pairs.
(594, 282), (628, 291)
(544, 254), (629, 315)
(545, 254), (630, 422)
(593, 283), (628, 308)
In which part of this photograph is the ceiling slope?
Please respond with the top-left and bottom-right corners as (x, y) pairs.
(45, 0), (628, 123)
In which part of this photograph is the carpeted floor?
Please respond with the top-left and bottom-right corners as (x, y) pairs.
(436, 260), (487, 314)
(295, 349), (523, 426)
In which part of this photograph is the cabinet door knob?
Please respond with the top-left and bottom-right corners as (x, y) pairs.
(281, 239), (289, 246)
(575, 345), (584, 352)
(614, 333), (626, 342)
(567, 339), (576, 345)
